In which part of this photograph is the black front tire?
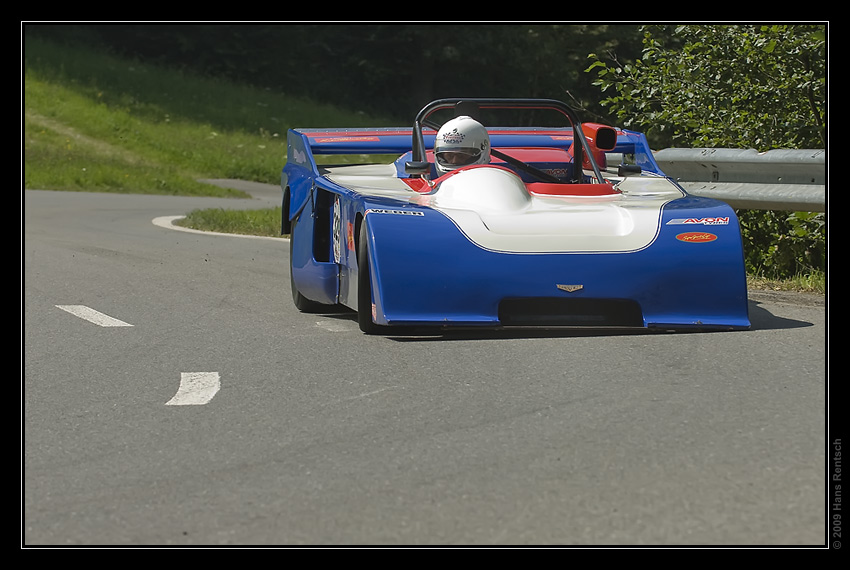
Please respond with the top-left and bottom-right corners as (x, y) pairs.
(357, 225), (385, 334)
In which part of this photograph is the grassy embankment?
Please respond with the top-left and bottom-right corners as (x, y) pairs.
(24, 34), (388, 238)
(23, 34), (824, 293)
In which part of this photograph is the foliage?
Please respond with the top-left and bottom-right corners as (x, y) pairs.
(586, 24), (826, 280)
(586, 24), (825, 150)
(25, 24), (645, 123)
(738, 209), (825, 280)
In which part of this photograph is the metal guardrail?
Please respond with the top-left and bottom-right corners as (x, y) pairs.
(651, 148), (825, 212)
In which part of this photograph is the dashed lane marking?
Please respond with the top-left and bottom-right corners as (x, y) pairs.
(55, 305), (134, 327)
(165, 372), (221, 406)
(316, 320), (355, 333)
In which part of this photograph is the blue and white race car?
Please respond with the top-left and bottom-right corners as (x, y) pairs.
(282, 98), (750, 334)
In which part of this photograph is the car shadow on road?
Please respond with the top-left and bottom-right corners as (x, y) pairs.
(747, 298), (817, 331)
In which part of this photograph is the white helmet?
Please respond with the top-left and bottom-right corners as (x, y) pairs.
(434, 116), (490, 174)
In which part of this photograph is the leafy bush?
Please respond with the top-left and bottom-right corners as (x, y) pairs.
(739, 210), (825, 279)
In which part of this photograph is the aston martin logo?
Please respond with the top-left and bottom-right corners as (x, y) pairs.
(557, 284), (583, 293)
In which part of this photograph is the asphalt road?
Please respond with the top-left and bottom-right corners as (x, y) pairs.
(22, 185), (828, 547)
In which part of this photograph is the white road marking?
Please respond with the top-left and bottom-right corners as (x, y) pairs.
(165, 372), (221, 406)
(55, 305), (134, 327)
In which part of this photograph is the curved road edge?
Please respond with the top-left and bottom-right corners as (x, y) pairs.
(152, 215), (288, 242)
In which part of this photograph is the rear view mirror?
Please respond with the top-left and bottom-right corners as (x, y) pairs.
(405, 161), (431, 176)
(618, 164), (642, 177)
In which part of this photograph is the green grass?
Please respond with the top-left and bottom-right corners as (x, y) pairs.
(24, 33), (390, 196)
(175, 207), (284, 238)
(24, 33), (825, 295)
(747, 272), (826, 295)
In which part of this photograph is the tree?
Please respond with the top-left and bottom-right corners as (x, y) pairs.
(586, 24), (825, 151)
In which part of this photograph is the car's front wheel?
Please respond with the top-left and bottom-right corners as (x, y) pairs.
(356, 224), (385, 334)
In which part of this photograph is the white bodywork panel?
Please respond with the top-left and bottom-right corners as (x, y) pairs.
(325, 165), (685, 254)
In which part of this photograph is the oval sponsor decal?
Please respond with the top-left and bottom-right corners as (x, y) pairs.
(676, 232), (717, 243)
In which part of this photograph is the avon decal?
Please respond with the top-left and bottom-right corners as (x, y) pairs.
(667, 217), (729, 226)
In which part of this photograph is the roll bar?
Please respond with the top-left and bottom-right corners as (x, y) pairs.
(407, 98), (608, 184)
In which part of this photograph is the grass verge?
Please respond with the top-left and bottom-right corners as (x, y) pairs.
(175, 207), (284, 239)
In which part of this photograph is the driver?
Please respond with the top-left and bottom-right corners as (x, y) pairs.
(434, 116), (491, 175)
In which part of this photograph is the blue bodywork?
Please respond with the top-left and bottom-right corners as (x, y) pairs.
(282, 101), (750, 333)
